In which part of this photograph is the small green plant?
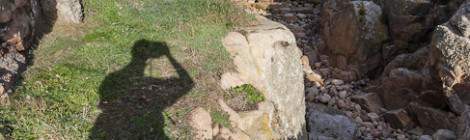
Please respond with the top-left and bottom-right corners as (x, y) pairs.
(358, 2), (367, 23)
(232, 84), (265, 104)
(358, 2), (367, 16)
(211, 111), (231, 128)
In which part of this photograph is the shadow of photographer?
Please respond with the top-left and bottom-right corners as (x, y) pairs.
(90, 40), (194, 139)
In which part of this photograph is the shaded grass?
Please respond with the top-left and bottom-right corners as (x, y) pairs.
(0, 0), (251, 139)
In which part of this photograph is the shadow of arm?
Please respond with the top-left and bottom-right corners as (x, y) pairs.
(167, 54), (194, 86)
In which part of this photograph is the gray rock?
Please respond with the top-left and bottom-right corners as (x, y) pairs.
(308, 104), (357, 140)
(419, 135), (432, 140)
(318, 94), (331, 104)
(433, 129), (457, 140)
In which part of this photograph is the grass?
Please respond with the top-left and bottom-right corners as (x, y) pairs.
(0, 0), (251, 139)
(211, 111), (231, 128)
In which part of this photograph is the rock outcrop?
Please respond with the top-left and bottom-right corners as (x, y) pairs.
(241, 0), (470, 139)
(0, 0), (57, 98)
(220, 15), (306, 139)
(320, 0), (388, 80)
(0, 0), (82, 99)
(56, 0), (83, 24)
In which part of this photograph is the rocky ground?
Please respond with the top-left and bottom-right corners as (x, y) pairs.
(240, 0), (465, 139)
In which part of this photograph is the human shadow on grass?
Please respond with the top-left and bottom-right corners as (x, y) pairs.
(90, 40), (194, 139)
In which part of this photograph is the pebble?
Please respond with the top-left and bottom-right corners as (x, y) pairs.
(433, 129), (456, 140)
(355, 116), (363, 123)
(331, 79), (344, 85)
(354, 104), (362, 111)
(419, 135), (432, 140)
(338, 90), (348, 98)
(367, 113), (380, 120)
(314, 62), (322, 68)
(297, 13), (307, 19)
(397, 134), (406, 140)
(318, 94), (331, 104)
(336, 99), (347, 109)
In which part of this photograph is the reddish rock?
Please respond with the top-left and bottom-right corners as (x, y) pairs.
(351, 92), (384, 113)
(408, 103), (459, 131)
(383, 109), (414, 129)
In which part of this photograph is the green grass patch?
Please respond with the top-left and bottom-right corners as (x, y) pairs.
(0, 0), (250, 139)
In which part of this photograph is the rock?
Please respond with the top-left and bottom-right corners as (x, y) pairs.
(331, 79), (344, 85)
(212, 125), (219, 137)
(351, 92), (384, 113)
(397, 134), (406, 140)
(457, 108), (470, 139)
(433, 129), (457, 140)
(0, 1), (15, 23)
(318, 94), (331, 104)
(383, 109), (414, 129)
(308, 104), (358, 140)
(217, 127), (250, 140)
(367, 113), (379, 120)
(320, 0), (388, 78)
(378, 47), (447, 110)
(222, 15), (306, 139)
(306, 72), (324, 85)
(220, 72), (246, 90)
(448, 94), (466, 115)
(431, 0), (470, 99)
(56, 0), (83, 24)
(336, 99), (347, 109)
(189, 107), (213, 140)
(419, 135), (432, 140)
(381, 0), (434, 48)
(306, 87), (319, 102)
(409, 103), (458, 131)
(338, 90), (348, 99)
(0, 0), (56, 96)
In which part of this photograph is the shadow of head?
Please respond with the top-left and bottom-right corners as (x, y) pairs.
(131, 40), (170, 60)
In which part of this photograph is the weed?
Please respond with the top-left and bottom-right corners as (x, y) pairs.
(232, 84), (265, 104)
(211, 111), (231, 128)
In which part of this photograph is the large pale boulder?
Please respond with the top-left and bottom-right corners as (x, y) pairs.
(320, 0), (388, 79)
(221, 15), (306, 139)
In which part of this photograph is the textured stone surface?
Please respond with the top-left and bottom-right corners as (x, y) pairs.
(222, 15), (306, 139)
(56, 0), (83, 23)
(383, 109), (414, 129)
(409, 103), (459, 131)
(431, 1), (470, 93)
(308, 104), (357, 140)
(350, 92), (383, 113)
(0, 0), (56, 96)
(321, 0), (388, 79)
(189, 107), (213, 140)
